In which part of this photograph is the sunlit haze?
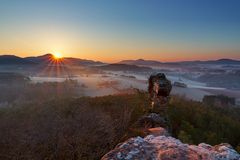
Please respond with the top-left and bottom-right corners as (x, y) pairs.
(0, 0), (240, 62)
(53, 53), (63, 59)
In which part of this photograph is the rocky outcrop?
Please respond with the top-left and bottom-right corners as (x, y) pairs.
(102, 127), (240, 160)
(137, 113), (167, 128)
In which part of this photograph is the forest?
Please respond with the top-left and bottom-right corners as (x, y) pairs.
(0, 84), (240, 159)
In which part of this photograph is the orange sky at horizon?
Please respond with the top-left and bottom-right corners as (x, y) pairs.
(0, 49), (239, 63)
(1, 21), (239, 63)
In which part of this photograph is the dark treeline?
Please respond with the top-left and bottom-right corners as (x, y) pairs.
(0, 73), (82, 105)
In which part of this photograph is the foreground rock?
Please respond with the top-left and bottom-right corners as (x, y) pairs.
(102, 127), (240, 160)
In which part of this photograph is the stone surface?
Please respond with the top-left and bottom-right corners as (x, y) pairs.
(147, 127), (169, 137)
(137, 113), (167, 128)
(102, 127), (240, 160)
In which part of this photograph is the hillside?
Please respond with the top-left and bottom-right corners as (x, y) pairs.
(1, 54), (239, 67)
(25, 54), (103, 66)
(63, 57), (104, 66)
(0, 54), (104, 66)
(119, 58), (240, 66)
(26, 54), (104, 66)
(25, 53), (54, 64)
(119, 59), (162, 66)
(0, 55), (36, 65)
(0, 91), (240, 159)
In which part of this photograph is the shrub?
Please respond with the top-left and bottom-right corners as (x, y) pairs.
(168, 96), (240, 150)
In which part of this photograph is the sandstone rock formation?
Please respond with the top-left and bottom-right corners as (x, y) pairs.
(102, 127), (240, 160)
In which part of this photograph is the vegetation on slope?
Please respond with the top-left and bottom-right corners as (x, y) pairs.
(168, 96), (240, 152)
(0, 91), (240, 159)
(0, 93), (149, 160)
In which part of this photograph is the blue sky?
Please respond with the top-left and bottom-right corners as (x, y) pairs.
(0, 0), (240, 61)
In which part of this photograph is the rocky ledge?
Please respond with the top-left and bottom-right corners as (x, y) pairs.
(102, 127), (240, 160)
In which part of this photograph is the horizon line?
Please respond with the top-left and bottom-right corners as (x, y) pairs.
(1, 53), (240, 63)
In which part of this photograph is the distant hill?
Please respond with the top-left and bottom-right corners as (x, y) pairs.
(119, 58), (240, 66)
(0, 55), (36, 65)
(63, 57), (104, 66)
(177, 59), (240, 65)
(94, 63), (152, 72)
(0, 53), (105, 68)
(25, 54), (104, 66)
(25, 54), (54, 64)
(119, 59), (162, 66)
(204, 59), (240, 65)
(1, 54), (239, 67)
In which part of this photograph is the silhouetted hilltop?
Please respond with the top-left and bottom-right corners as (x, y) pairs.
(0, 55), (36, 65)
(26, 54), (104, 66)
(63, 57), (104, 66)
(1, 54), (239, 66)
(0, 53), (104, 66)
(119, 59), (162, 66)
(25, 53), (54, 64)
(208, 59), (240, 65)
(119, 58), (240, 66)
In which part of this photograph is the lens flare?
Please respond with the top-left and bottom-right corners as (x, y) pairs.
(53, 53), (62, 59)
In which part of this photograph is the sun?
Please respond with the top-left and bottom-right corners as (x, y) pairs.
(53, 53), (63, 59)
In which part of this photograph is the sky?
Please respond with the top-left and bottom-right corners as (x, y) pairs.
(0, 0), (240, 62)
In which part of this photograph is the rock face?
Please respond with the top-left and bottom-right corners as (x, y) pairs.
(137, 113), (167, 128)
(102, 127), (240, 160)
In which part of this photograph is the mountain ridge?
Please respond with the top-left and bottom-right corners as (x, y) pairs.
(119, 58), (240, 66)
(0, 55), (36, 65)
(0, 54), (104, 66)
(1, 54), (240, 66)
